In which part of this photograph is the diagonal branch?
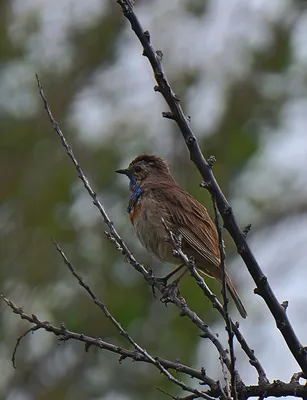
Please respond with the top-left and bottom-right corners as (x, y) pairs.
(115, 0), (307, 376)
(212, 197), (237, 400)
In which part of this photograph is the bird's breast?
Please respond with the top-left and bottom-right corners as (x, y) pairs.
(129, 196), (180, 265)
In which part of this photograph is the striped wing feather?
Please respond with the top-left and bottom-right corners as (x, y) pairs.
(161, 186), (248, 318)
(144, 181), (247, 318)
(161, 186), (220, 268)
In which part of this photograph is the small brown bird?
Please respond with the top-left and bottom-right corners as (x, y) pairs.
(116, 154), (247, 318)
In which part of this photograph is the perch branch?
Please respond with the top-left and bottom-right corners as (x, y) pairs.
(212, 198), (237, 400)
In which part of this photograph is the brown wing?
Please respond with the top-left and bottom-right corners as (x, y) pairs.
(159, 185), (220, 268)
(161, 186), (247, 318)
(146, 183), (247, 318)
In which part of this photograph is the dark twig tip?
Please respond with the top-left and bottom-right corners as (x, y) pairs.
(200, 181), (212, 190)
(254, 287), (261, 296)
(162, 111), (175, 120)
(187, 136), (196, 144)
(85, 342), (92, 353)
(225, 206), (232, 216)
(173, 93), (180, 102)
(143, 30), (150, 41)
(237, 244), (245, 254)
(290, 371), (305, 384)
(156, 50), (163, 61)
(243, 223), (252, 238)
(207, 155), (216, 169)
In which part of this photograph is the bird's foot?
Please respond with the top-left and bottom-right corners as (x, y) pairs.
(148, 267), (183, 301)
(160, 278), (181, 305)
(147, 269), (161, 298)
(149, 274), (176, 297)
(154, 276), (169, 287)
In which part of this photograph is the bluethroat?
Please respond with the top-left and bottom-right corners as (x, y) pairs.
(116, 154), (247, 318)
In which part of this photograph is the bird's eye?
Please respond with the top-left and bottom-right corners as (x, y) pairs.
(134, 165), (142, 173)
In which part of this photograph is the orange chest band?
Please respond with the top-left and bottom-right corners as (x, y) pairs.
(129, 203), (141, 225)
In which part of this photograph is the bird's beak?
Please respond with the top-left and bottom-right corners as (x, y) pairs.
(115, 168), (129, 176)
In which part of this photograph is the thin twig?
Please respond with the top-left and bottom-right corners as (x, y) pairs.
(212, 197), (237, 400)
(12, 326), (40, 369)
(189, 267), (268, 385)
(218, 355), (230, 398)
(51, 243), (214, 399)
(115, 0), (307, 376)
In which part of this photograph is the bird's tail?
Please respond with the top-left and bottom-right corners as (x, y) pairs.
(226, 276), (247, 319)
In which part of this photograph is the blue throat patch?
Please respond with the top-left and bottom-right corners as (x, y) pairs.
(127, 175), (143, 213)
(130, 185), (143, 200)
(128, 174), (137, 190)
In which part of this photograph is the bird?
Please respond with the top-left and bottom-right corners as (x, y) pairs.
(116, 154), (247, 318)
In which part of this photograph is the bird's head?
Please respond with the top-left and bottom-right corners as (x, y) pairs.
(115, 154), (170, 190)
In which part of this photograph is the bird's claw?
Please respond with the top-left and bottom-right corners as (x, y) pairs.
(148, 274), (169, 298)
(160, 279), (180, 305)
(154, 276), (169, 287)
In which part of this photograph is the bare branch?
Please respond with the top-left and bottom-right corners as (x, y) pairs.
(212, 197), (237, 400)
(244, 380), (307, 398)
(1, 294), (218, 397)
(115, 0), (307, 376)
(12, 326), (40, 369)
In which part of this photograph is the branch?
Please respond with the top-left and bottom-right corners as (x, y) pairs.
(1, 294), (217, 399)
(243, 380), (307, 398)
(12, 326), (40, 369)
(212, 197), (237, 400)
(116, 0), (307, 376)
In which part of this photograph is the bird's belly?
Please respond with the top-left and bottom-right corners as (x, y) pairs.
(133, 211), (178, 265)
